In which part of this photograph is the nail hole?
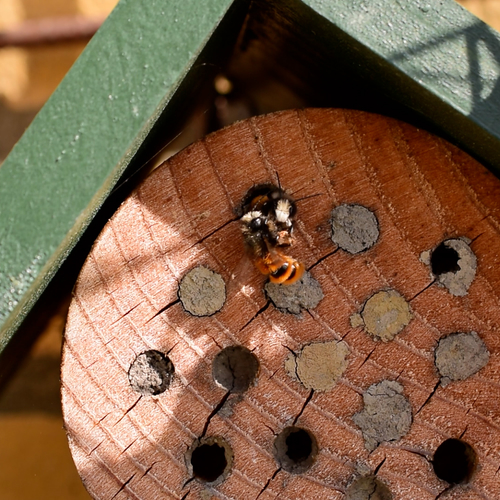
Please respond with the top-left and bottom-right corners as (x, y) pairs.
(273, 426), (318, 473)
(433, 438), (477, 484)
(431, 242), (460, 275)
(128, 350), (174, 396)
(188, 437), (233, 484)
(212, 345), (259, 393)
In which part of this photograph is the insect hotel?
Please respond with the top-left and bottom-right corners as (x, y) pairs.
(0, 1), (499, 499)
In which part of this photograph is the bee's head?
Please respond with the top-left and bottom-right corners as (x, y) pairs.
(240, 211), (266, 234)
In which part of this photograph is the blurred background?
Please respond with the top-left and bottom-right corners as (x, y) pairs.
(0, 0), (498, 498)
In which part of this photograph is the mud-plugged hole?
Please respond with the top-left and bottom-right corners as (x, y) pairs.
(212, 345), (259, 393)
(188, 437), (233, 484)
(128, 350), (174, 396)
(265, 271), (323, 315)
(345, 475), (393, 500)
(433, 438), (477, 484)
(330, 204), (379, 254)
(435, 331), (490, 386)
(273, 426), (318, 474)
(431, 242), (460, 275)
(178, 266), (226, 317)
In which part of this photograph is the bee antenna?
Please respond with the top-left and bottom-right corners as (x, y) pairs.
(275, 171), (282, 190)
(294, 193), (325, 203)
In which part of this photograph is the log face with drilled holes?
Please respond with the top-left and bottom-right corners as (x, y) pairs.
(61, 109), (500, 500)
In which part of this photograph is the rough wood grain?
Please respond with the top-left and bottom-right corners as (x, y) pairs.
(61, 109), (500, 500)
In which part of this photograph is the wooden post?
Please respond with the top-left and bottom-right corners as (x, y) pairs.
(62, 109), (500, 499)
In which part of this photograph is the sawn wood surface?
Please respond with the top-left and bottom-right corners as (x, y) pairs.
(61, 109), (500, 500)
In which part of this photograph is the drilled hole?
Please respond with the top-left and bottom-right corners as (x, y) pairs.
(128, 350), (174, 396)
(212, 345), (259, 393)
(433, 438), (477, 484)
(273, 426), (318, 474)
(431, 242), (460, 275)
(189, 437), (232, 483)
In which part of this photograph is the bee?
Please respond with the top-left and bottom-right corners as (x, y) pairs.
(240, 185), (305, 285)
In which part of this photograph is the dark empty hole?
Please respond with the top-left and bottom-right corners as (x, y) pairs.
(212, 345), (259, 393)
(433, 438), (477, 484)
(431, 242), (460, 275)
(191, 442), (228, 483)
(128, 350), (174, 396)
(273, 426), (318, 474)
(286, 428), (312, 462)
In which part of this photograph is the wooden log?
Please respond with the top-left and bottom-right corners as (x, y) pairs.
(61, 109), (500, 500)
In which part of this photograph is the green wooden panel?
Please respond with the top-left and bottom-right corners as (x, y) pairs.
(0, 0), (245, 363)
(302, 0), (500, 169)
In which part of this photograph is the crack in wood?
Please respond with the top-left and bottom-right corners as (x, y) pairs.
(141, 461), (157, 479)
(200, 391), (230, 438)
(121, 438), (138, 455)
(111, 473), (136, 499)
(404, 448), (431, 462)
(182, 476), (195, 489)
(434, 484), (453, 500)
(293, 389), (314, 425)
(268, 366), (281, 380)
(460, 425), (469, 439)
(98, 412), (111, 424)
(183, 217), (239, 253)
(239, 301), (271, 331)
(307, 248), (339, 272)
(262, 422), (277, 436)
(355, 346), (377, 373)
(89, 441), (104, 454)
(146, 298), (181, 324)
(208, 334), (223, 349)
(255, 467), (281, 500)
(110, 301), (144, 326)
(373, 456), (386, 475)
(409, 280), (435, 302)
(415, 379), (441, 416)
(114, 396), (141, 427)
(470, 231), (485, 244)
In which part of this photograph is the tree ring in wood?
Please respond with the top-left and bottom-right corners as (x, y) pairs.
(330, 204), (379, 254)
(178, 265), (226, 316)
(212, 345), (259, 393)
(273, 426), (318, 474)
(128, 350), (174, 396)
(432, 438), (477, 484)
(186, 436), (233, 484)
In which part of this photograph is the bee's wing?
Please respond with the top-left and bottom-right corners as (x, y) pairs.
(226, 251), (267, 303)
